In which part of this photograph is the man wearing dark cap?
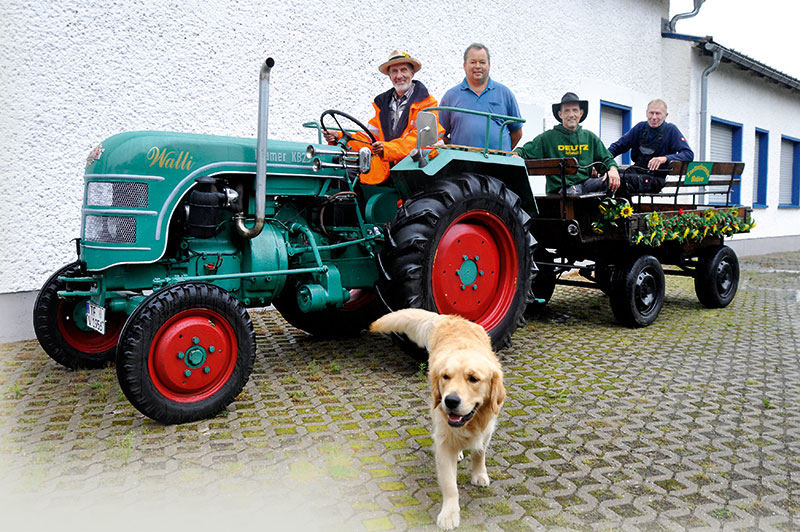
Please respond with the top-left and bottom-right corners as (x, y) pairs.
(515, 92), (621, 195)
(323, 49), (442, 183)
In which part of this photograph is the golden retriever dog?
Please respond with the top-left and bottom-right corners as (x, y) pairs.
(370, 308), (505, 530)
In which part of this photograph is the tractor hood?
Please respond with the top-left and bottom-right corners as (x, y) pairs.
(80, 130), (321, 271)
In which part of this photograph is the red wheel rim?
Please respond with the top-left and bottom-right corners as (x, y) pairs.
(148, 309), (238, 403)
(342, 288), (376, 311)
(431, 211), (519, 332)
(57, 300), (124, 353)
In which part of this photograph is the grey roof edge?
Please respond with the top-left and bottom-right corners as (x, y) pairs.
(662, 32), (800, 93)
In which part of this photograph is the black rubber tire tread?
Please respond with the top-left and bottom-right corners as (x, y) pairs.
(694, 245), (740, 308)
(33, 262), (121, 369)
(390, 333), (429, 363)
(381, 173), (535, 352)
(527, 249), (556, 312)
(116, 282), (255, 424)
(273, 278), (388, 338)
(609, 255), (665, 328)
(595, 262), (614, 295)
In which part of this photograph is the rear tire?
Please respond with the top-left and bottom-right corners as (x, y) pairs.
(33, 262), (125, 369)
(116, 282), (255, 424)
(609, 255), (665, 327)
(382, 173), (535, 352)
(694, 245), (739, 308)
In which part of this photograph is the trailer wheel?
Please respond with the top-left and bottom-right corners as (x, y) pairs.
(33, 262), (126, 369)
(694, 245), (739, 308)
(116, 282), (255, 424)
(609, 255), (665, 327)
(382, 173), (535, 352)
(527, 249), (556, 312)
(274, 279), (387, 338)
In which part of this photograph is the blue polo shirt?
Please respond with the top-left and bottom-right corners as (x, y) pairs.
(439, 78), (523, 151)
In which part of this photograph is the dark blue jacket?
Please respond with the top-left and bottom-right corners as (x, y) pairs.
(608, 121), (694, 168)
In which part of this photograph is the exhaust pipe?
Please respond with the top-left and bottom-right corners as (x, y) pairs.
(235, 57), (274, 239)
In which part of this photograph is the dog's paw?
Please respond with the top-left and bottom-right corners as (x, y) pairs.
(471, 471), (490, 487)
(436, 506), (460, 530)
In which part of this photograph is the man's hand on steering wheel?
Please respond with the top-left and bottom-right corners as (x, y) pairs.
(320, 110), (377, 148)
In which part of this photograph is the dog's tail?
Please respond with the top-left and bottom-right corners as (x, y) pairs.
(369, 308), (445, 351)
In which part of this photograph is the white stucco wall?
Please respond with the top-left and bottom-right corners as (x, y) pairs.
(689, 51), (800, 240)
(1, 0), (797, 297)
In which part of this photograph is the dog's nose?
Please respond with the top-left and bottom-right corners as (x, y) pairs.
(444, 394), (461, 410)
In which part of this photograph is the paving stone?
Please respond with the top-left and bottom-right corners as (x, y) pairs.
(1, 251), (799, 531)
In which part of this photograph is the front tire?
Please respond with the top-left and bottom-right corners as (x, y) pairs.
(33, 262), (126, 369)
(382, 173), (535, 351)
(116, 282), (255, 424)
(609, 255), (665, 327)
(694, 245), (739, 308)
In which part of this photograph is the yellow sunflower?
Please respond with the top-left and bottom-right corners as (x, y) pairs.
(620, 205), (634, 218)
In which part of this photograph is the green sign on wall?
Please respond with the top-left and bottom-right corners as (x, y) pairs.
(684, 162), (713, 185)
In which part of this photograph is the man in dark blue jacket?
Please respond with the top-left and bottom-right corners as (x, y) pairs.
(608, 99), (694, 195)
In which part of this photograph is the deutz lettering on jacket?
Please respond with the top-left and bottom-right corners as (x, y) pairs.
(558, 144), (590, 156)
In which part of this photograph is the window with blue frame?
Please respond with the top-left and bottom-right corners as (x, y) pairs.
(710, 117), (743, 205)
(779, 136), (800, 208)
(753, 129), (768, 208)
(599, 101), (631, 165)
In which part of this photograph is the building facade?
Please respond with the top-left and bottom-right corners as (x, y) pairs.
(1, 0), (798, 339)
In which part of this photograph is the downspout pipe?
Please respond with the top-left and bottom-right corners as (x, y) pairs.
(699, 44), (723, 160)
(235, 57), (274, 239)
(663, 0), (707, 33)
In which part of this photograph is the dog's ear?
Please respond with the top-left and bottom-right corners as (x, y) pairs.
(430, 367), (442, 407)
(489, 370), (506, 414)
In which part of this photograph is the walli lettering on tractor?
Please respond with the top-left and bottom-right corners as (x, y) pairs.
(34, 58), (753, 424)
(33, 58), (539, 424)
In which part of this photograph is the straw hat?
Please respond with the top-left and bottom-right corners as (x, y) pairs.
(378, 50), (422, 75)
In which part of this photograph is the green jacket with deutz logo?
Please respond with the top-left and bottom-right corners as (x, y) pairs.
(515, 124), (618, 194)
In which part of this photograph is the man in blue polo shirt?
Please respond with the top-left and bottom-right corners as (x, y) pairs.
(439, 43), (523, 151)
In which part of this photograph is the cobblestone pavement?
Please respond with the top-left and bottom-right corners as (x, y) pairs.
(1, 251), (799, 531)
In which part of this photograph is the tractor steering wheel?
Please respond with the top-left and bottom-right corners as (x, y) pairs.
(320, 109), (377, 146)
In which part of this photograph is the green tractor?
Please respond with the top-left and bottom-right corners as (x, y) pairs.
(33, 58), (538, 424)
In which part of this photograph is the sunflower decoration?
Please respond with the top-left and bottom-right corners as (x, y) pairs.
(632, 206), (755, 247)
(592, 197), (633, 234)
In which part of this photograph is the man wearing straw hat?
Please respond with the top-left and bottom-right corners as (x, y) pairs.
(323, 50), (442, 183)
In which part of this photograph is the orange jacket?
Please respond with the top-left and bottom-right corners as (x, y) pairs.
(356, 80), (444, 184)
(365, 80), (443, 162)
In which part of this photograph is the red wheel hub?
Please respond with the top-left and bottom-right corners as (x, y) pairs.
(431, 211), (518, 332)
(148, 309), (238, 402)
(57, 300), (124, 353)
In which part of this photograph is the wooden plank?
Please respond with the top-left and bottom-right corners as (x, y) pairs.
(661, 177), (741, 187)
(525, 157), (579, 176)
(621, 161), (745, 177)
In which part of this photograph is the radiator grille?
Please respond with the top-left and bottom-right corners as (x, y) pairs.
(84, 216), (137, 243)
(87, 181), (148, 207)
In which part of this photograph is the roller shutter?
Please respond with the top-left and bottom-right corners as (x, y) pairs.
(779, 139), (795, 205)
(600, 106), (624, 164)
(752, 134), (762, 204)
(709, 122), (734, 204)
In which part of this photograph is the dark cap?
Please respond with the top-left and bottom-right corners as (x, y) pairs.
(552, 92), (588, 123)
